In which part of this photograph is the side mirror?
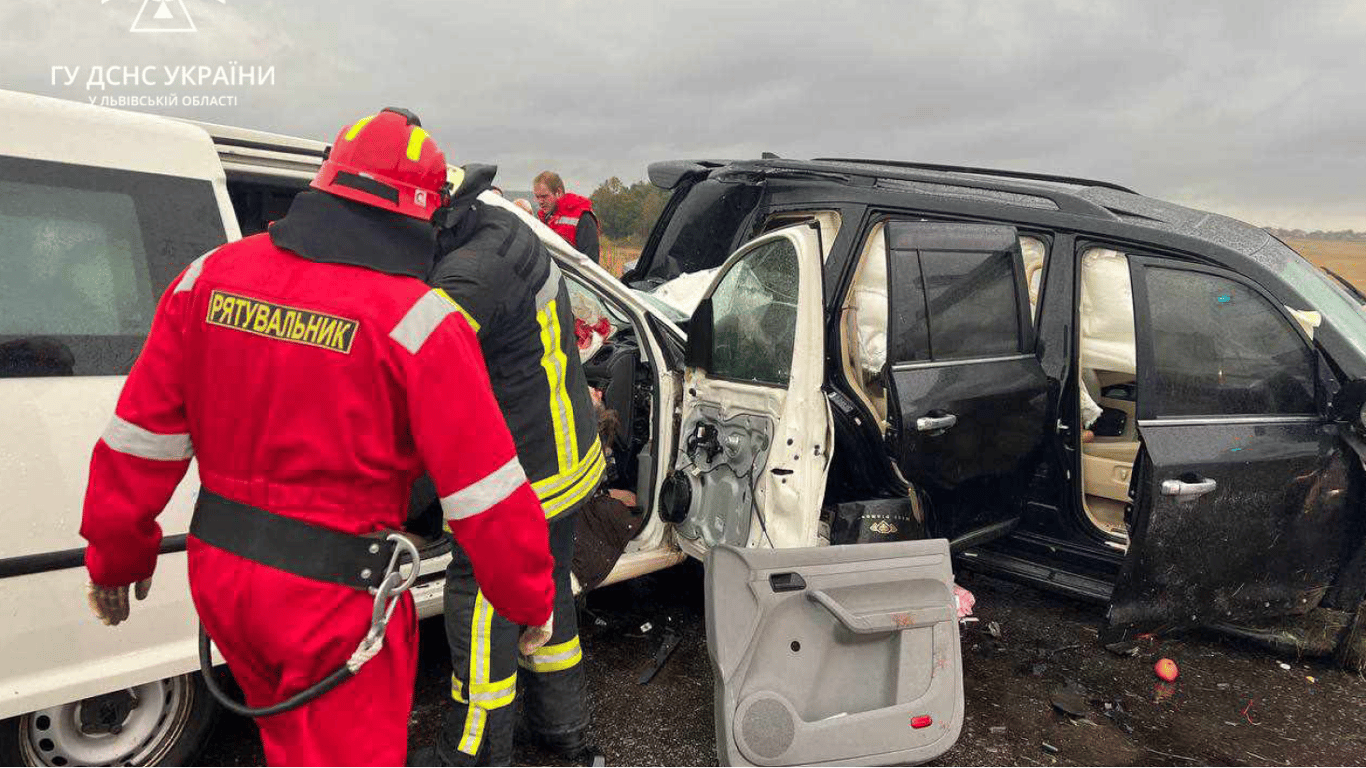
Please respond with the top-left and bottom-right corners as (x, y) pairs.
(684, 298), (714, 371)
(1328, 378), (1366, 423)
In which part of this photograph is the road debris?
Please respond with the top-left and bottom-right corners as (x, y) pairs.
(989, 725), (1007, 735)
(988, 620), (1002, 639)
(954, 583), (976, 618)
(1101, 700), (1135, 734)
(637, 628), (681, 685)
(1041, 741), (1059, 754)
(1050, 681), (1089, 718)
(1105, 640), (1141, 657)
(1278, 661), (1292, 670)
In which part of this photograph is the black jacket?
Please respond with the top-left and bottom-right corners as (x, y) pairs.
(431, 192), (601, 519)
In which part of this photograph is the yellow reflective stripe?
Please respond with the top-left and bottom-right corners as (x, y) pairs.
(343, 115), (375, 141)
(450, 672), (467, 703)
(519, 635), (583, 673)
(458, 591), (494, 755)
(458, 709), (486, 756)
(433, 289), (481, 334)
(536, 300), (578, 473)
(469, 672), (518, 709)
(532, 438), (602, 499)
(540, 448), (604, 519)
(406, 127), (430, 161)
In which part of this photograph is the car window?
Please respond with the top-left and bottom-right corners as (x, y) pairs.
(708, 237), (799, 386)
(886, 222), (1027, 363)
(1143, 267), (1317, 417)
(636, 178), (762, 283)
(919, 248), (1022, 359)
(1021, 236), (1047, 325)
(0, 155), (227, 378)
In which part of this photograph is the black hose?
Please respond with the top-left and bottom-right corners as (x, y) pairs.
(198, 624), (355, 718)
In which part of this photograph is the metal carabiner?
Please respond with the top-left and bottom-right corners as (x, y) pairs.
(364, 533), (422, 646)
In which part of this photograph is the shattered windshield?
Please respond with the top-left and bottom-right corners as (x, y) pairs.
(637, 177), (761, 284)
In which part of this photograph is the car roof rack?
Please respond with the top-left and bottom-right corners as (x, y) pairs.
(754, 159), (1117, 220)
(809, 157), (1137, 195)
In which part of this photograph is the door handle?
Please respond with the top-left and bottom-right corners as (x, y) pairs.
(808, 589), (953, 634)
(916, 413), (957, 432)
(1161, 477), (1218, 497)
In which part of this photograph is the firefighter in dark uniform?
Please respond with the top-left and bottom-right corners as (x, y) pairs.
(425, 165), (603, 765)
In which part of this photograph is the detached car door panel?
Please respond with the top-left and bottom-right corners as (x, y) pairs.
(884, 221), (1050, 540)
(706, 540), (963, 766)
(1109, 259), (1359, 629)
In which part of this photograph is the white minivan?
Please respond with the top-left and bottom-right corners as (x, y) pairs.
(1, 90), (965, 767)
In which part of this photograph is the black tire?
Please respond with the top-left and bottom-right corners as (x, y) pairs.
(0, 673), (220, 766)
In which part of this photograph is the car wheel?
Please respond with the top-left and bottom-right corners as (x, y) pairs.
(0, 673), (220, 766)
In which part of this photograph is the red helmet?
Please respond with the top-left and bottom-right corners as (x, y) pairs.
(312, 107), (448, 221)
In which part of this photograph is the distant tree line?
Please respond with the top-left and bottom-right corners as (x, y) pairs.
(589, 177), (671, 243)
(1265, 227), (1366, 242)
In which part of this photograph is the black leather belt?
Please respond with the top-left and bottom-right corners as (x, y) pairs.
(190, 489), (399, 591)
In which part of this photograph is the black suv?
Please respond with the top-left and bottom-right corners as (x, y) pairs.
(627, 157), (1366, 662)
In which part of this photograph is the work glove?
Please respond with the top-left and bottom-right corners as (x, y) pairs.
(87, 577), (152, 627)
(519, 612), (555, 656)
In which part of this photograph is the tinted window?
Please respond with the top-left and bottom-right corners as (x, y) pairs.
(1144, 267), (1316, 416)
(635, 178), (761, 283)
(920, 248), (1021, 359)
(0, 156), (227, 377)
(708, 238), (799, 385)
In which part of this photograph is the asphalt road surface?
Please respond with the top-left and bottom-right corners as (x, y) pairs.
(199, 564), (1366, 766)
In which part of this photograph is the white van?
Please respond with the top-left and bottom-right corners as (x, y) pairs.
(0, 91), (966, 767)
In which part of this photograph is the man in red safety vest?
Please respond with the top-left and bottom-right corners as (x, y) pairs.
(79, 108), (556, 766)
(533, 170), (601, 264)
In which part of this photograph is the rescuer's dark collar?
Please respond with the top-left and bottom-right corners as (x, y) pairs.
(269, 190), (435, 279)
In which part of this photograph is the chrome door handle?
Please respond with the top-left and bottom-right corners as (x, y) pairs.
(916, 414), (958, 432)
(1161, 478), (1217, 497)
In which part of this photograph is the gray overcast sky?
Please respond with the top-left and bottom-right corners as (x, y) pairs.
(5, 0), (1366, 229)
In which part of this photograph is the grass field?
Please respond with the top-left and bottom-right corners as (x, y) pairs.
(599, 240), (642, 278)
(1285, 238), (1366, 293)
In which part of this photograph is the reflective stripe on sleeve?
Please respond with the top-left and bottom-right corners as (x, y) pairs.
(552, 216), (580, 228)
(533, 437), (604, 519)
(440, 457), (527, 522)
(102, 415), (194, 461)
(518, 635), (582, 673)
(389, 289), (457, 354)
(534, 262), (562, 310)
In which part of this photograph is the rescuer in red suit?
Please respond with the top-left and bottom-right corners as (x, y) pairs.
(533, 170), (601, 264)
(79, 108), (556, 766)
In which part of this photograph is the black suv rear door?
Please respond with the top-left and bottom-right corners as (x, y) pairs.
(1108, 257), (1362, 629)
(882, 221), (1050, 543)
